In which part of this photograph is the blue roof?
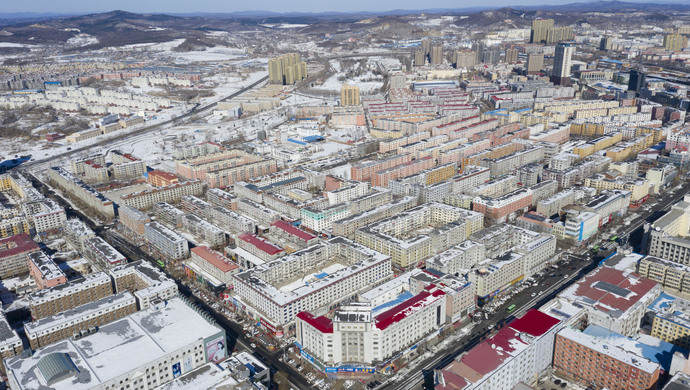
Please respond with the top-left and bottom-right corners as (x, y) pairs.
(303, 135), (325, 142)
(648, 292), (677, 312)
(314, 272), (328, 279)
(372, 291), (414, 315)
(287, 138), (307, 146)
(583, 324), (687, 373)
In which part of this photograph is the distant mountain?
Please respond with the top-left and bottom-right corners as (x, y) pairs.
(513, 0), (690, 12)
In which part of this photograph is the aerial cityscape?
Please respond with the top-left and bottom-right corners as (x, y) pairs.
(1, 1), (690, 389)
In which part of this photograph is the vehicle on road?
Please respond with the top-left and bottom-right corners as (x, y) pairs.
(506, 304), (516, 313)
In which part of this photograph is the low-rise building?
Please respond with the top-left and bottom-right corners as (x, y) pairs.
(0, 234), (41, 279)
(186, 246), (240, 289)
(28, 252), (67, 290)
(109, 260), (178, 310)
(82, 236), (127, 268)
(118, 204), (151, 236)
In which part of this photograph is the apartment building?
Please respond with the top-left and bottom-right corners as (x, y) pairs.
(332, 195), (418, 238)
(651, 296), (690, 350)
(28, 272), (114, 320)
(237, 199), (280, 225)
(0, 234), (41, 279)
(48, 167), (115, 219)
(435, 310), (562, 390)
(351, 154), (413, 182)
(452, 166), (491, 194)
(232, 237), (391, 330)
(120, 180), (205, 210)
(26, 198), (67, 233)
(559, 266), (661, 337)
(147, 170), (179, 187)
(182, 214), (225, 248)
(647, 196), (690, 265)
(206, 187), (238, 210)
(472, 188), (533, 224)
(109, 260), (178, 310)
(28, 252), (67, 290)
(145, 221), (189, 260)
(187, 246), (239, 286)
(237, 233), (285, 262)
(118, 204), (151, 236)
(207, 206), (255, 234)
(151, 202), (185, 228)
(554, 327), (660, 390)
(24, 292), (137, 349)
(62, 218), (96, 252)
(174, 149), (277, 188)
(301, 203), (350, 232)
(638, 256), (690, 297)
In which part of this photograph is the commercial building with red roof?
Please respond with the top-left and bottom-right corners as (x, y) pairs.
(295, 285), (448, 367)
(237, 233), (285, 262)
(187, 246), (239, 286)
(0, 234), (41, 278)
(435, 309), (562, 390)
(558, 266), (661, 337)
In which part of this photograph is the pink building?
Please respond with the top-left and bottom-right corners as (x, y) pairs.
(28, 252), (67, 290)
(351, 154), (412, 182)
(472, 188), (533, 224)
(371, 156), (435, 187)
(237, 233), (285, 262)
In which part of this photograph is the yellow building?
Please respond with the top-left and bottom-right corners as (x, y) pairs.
(340, 83), (360, 106)
(268, 53), (307, 85)
(651, 297), (690, 350)
(583, 174), (650, 203)
(639, 256), (690, 297)
(573, 132), (623, 158)
(664, 33), (688, 52)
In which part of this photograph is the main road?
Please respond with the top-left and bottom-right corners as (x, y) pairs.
(383, 181), (690, 390)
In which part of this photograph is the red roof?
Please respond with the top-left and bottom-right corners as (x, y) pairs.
(568, 267), (658, 314)
(296, 312), (333, 333)
(148, 170), (178, 180)
(509, 309), (560, 337)
(191, 246), (238, 273)
(374, 288), (446, 331)
(238, 233), (284, 255)
(0, 234), (40, 259)
(271, 220), (316, 242)
(435, 368), (470, 390)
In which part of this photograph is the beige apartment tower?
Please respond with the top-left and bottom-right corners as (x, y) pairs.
(531, 19), (554, 43)
(526, 53), (544, 75)
(455, 50), (476, 69)
(504, 47), (518, 64)
(268, 53), (307, 85)
(664, 34), (688, 52)
(430, 45), (444, 64)
(341, 83), (361, 106)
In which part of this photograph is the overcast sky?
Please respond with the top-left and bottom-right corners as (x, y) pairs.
(3, 0), (681, 14)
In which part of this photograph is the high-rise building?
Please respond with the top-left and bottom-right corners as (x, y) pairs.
(454, 50), (476, 69)
(526, 53), (544, 75)
(628, 69), (647, 97)
(599, 36), (613, 51)
(546, 26), (574, 44)
(664, 33), (688, 52)
(430, 45), (444, 64)
(340, 83), (360, 106)
(267, 53), (307, 85)
(481, 47), (501, 65)
(551, 43), (574, 86)
(504, 47), (518, 64)
(412, 47), (426, 67)
(530, 19), (554, 44)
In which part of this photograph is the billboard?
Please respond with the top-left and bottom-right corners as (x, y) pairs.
(172, 362), (181, 378)
(183, 355), (193, 372)
(206, 336), (227, 363)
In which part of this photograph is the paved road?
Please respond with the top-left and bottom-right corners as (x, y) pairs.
(25, 173), (311, 390)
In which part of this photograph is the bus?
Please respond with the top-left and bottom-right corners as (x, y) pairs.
(592, 245), (600, 253)
(157, 260), (165, 269)
(610, 236), (618, 242)
(507, 304), (516, 313)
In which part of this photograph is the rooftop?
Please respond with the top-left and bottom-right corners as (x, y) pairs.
(191, 246), (239, 273)
(5, 298), (224, 390)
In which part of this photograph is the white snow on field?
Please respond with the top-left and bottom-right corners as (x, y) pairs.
(121, 39), (186, 51)
(166, 46), (247, 63)
(0, 42), (36, 48)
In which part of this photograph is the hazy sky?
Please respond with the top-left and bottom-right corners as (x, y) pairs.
(4, 0), (677, 14)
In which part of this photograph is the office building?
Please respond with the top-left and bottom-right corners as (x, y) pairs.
(629, 69), (647, 97)
(551, 43), (574, 87)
